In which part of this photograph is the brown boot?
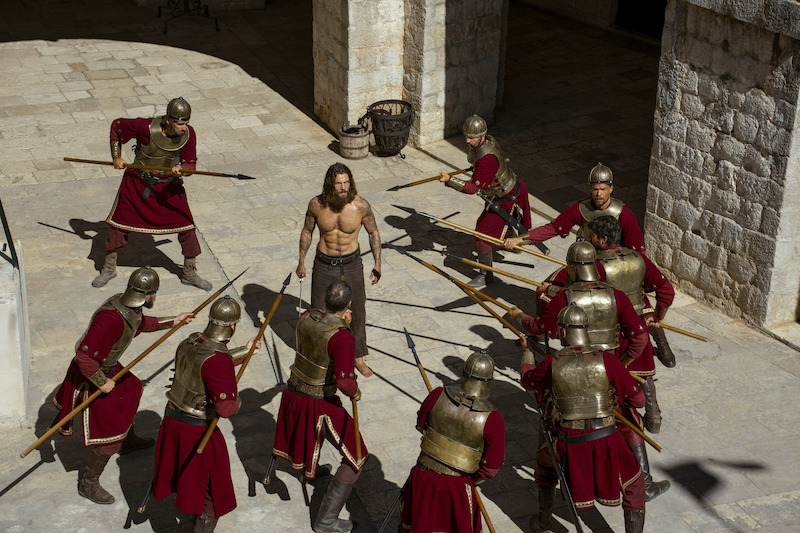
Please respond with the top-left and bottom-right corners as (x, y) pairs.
(632, 443), (670, 501)
(650, 325), (676, 367)
(468, 251), (494, 288)
(92, 251), (118, 288)
(119, 426), (155, 455)
(78, 448), (115, 504)
(624, 509), (645, 533)
(529, 485), (554, 533)
(182, 256), (212, 291)
(194, 513), (218, 532)
(313, 478), (355, 533)
(641, 376), (662, 434)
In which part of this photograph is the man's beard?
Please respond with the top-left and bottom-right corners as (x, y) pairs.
(143, 297), (155, 309)
(325, 191), (353, 212)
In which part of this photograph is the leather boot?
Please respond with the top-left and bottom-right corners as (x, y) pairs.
(529, 485), (554, 533)
(468, 251), (494, 288)
(119, 426), (155, 455)
(78, 448), (115, 504)
(92, 251), (118, 288)
(632, 443), (670, 501)
(194, 513), (218, 532)
(650, 325), (676, 367)
(313, 478), (355, 533)
(641, 376), (662, 434)
(624, 509), (645, 533)
(182, 256), (212, 291)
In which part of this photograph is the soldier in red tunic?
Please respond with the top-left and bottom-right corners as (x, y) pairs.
(503, 163), (646, 254)
(439, 115), (532, 287)
(152, 296), (261, 532)
(93, 97), (211, 291)
(53, 267), (194, 505)
(270, 280), (367, 533)
(522, 304), (646, 533)
(399, 351), (505, 533)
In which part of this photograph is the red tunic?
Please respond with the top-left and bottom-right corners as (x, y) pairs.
(459, 150), (533, 250)
(272, 329), (367, 479)
(53, 309), (161, 445)
(106, 117), (197, 234)
(522, 288), (649, 363)
(152, 349), (239, 517)
(400, 387), (505, 533)
(527, 201), (645, 253)
(522, 351), (645, 510)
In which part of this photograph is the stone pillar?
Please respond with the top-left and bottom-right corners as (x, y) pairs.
(313, 0), (405, 134)
(0, 240), (30, 423)
(645, 0), (800, 327)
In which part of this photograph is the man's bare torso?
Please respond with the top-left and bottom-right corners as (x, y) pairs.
(311, 195), (369, 255)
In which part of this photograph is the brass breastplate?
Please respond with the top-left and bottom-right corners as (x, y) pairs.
(167, 332), (227, 419)
(551, 348), (614, 420)
(290, 309), (350, 388)
(75, 295), (142, 371)
(419, 393), (491, 474)
(577, 198), (624, 239)
(133, 116), (189, 170)
(597, 247), (646, 315)
(467, 135), (515, 199)
(564, 281), (620, 350)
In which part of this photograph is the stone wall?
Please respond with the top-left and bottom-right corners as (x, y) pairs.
(0, 241), (30, 422)
(645, 0), (800, 326)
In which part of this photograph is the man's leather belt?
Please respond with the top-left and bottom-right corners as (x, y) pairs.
(558, 424), (616, 444)
(164, 404), (210, 426)
(417, 453), (468, 477)
(315, 248), (360, 266)
(288, 374), (337, 398)
(560, 415), (614, 430)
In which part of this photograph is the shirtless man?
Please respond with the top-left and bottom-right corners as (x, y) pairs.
(296, 163), (381, 377)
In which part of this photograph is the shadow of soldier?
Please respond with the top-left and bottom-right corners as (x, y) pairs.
(68, 218), (183, 279)
(241, 281), (302, 375)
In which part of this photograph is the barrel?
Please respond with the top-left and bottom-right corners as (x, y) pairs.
(339, 124), (369, 160)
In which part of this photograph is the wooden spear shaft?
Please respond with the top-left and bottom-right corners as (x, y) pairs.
(614, 410), (662, 452)
(388, 167), (471, 191)
(63, 157), (255, 179)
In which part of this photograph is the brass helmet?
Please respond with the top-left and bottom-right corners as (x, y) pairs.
(566, 241), (600, 283)
(166, 97), (191, 123)
(462, 115), (487, 138)
(119, 267), (160, 308)
(588, 162), (613, 185)
(557, 303), (592, 348)
(203, 295), (241, 342)
(460, 351), (494, 401)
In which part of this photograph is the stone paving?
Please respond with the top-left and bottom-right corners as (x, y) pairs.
(1, 1), (799, 532)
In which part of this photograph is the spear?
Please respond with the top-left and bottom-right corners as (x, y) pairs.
(64, 157), (256, 180)
(402, 327), (497, 533)
(658, 323), (707, 342)
(387, 167), (471, 191)
(196, 272), (291, 454)
(393, 204), (566, 267)
(432, 248), (543, 288)
(21, 268), (249, 458)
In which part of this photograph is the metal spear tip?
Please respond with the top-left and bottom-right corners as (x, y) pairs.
(385, 242), (407, 255)
(403, 327), (416, 349)
(235, 174), (257, 180)
(391, 204), (416, 215)
(387, 184), (402, 191)
(281, 272), (292, 287)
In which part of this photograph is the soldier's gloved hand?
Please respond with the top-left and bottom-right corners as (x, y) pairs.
(99, 379), (115, 394)
(351, 389), (362, 402)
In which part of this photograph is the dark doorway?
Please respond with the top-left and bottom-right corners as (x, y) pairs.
(615, 0), (667, 39)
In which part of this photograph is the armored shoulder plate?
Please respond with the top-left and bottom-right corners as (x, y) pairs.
(443, 383), (495, 412)
(420, 391), (492, 474)
(551, 347), (614, 420)
(564, 281), (620, 351)
(597, 247), (646, 315)
(133, 116), (189, 170)
(167, 332), (227, 419)
(75, 294), (143, 371)
(577, 198), (625, 239)
(467, 135), (515, 199)
(290, 309), (350, 387)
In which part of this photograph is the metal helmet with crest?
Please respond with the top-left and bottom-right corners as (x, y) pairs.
(557, 303), (592, 349)
(566, 240), (600, 283)
(119, 266), (160, 308)
(444, 351), (495, 411)
(203, 295), (241, 342)
(462, 115), (487, 138)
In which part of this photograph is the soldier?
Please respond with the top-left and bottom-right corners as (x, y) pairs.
(94, 97), (212, 291)
(152, 296), (261, 532)
(503, 163), (646, 254)
(521, 304), (646, 533)
(53, 267), (194, 504)
(439, 115), (532, 287)
(271, 280), (367, 533)
(400, 351), (505, 533)
(297, 162), (381, 377)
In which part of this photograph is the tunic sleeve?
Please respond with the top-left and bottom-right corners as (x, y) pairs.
(75, 310), (125, 378)
(619, 207), (646, 254)
(180, 125), (197, 171)
(603, 351), (645, 409)
(330, 328), (358, 398)
(475, 410), (505, 481)
(643, 256), (674, 320)
(460, 153), (499, 195)
(416, 387), (444, 433)
(616, 290), (648, 360)
(110, 117), (151, 146)
(201, 352), (239, 418)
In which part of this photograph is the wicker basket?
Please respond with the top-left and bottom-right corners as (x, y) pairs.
(367, 100), (414, 156)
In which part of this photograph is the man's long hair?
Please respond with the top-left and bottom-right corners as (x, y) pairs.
(320, 163), (357, 211)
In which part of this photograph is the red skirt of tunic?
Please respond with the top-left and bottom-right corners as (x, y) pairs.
(52, 359), (142, 446)
(619, 335), (656, 376)
(152, 415), (236, 517)
(106, 168), (195, 234)
(399, 466), (481, 533)
(474, 180), (533, 245)
(272, 388), (367, 479)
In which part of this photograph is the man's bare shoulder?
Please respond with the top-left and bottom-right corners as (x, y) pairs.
(307, 195), (324, 214)
(352, 195), (372, 214)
